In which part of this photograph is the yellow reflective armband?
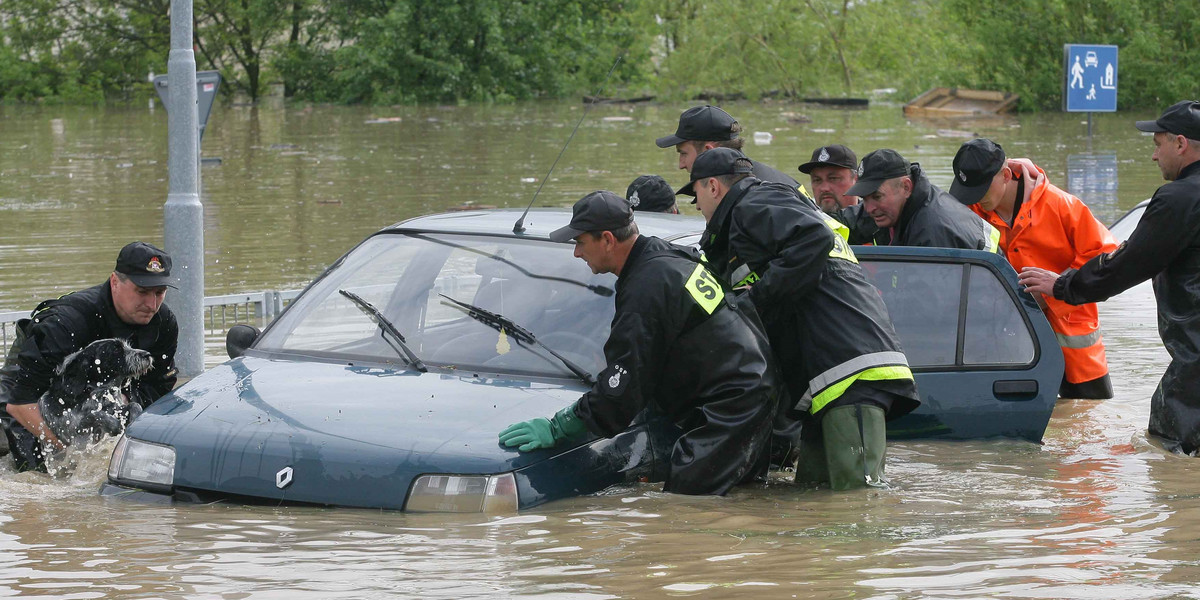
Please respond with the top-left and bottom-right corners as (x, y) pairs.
(827, 225), (859, 263)
(685, 264), (723, 314)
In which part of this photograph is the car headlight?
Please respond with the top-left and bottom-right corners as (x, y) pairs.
(405, 473), (518, 513)
(108, 435), (176, 492)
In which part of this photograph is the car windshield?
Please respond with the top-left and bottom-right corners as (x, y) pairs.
(256, 232), (617, 378)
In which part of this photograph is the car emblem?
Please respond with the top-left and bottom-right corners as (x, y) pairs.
(818, 148), (830, 162)
(146, 257), (165, 273)
(276, 466), (294, 489)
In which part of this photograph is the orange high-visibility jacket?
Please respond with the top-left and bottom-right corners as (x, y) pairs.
(970, 159), (1118, 384)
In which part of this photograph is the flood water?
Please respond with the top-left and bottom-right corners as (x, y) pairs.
(2, 100), (1197, 598)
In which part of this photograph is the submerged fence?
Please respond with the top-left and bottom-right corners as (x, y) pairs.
(1, 289), (302, 354)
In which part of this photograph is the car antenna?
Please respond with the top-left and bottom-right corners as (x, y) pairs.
(513, 55), (623, 235)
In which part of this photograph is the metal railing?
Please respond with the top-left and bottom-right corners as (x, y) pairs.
(1, 290), (302, 353)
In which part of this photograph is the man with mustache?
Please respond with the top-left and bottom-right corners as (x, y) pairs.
(800, 144), (887, 245)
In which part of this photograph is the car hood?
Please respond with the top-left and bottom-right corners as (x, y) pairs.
(125, 355), (587, 509)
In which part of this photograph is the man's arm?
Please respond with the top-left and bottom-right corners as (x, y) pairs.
(8, 308), (88, 406)
(573, 308), (669, 438)
(5, 403), (63, 450)
(1055, 190), (1197, 304)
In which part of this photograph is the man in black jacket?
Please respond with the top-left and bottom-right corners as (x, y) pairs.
(682, 148), (920, 489)
(848, 149), (1000, 252)
(498, 191), (782, 496)
(1021, 100), (1200, 454)
(0, 241), (179, 471)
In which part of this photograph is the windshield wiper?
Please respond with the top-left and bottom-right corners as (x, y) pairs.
(339, 289), (428, 372)
(439, 294), (596, 385)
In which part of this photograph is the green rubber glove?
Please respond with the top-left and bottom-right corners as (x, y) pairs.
(499, 403), (588, 452)
(499, 418), (556, 452)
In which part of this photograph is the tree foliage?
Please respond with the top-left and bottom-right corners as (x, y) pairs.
(0, 0), (1194, 109)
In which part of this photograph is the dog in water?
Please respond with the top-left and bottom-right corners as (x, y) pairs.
(37, 338), (153, 447)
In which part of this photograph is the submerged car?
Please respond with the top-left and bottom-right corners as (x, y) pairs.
(102, 209), (1064, 512)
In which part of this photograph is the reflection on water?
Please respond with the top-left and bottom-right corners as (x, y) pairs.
(1, 103), (1195, 598)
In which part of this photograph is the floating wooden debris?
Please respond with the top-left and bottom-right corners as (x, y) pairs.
(904, 88), (1019, 118)
(583, 95), (655, 104)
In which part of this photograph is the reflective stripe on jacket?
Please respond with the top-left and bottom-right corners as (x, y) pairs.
(971, 159), (1117, 383)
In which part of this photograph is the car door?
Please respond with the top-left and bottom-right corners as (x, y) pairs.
(854, 246), (1064, 442)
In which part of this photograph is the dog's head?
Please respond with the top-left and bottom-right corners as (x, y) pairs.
(52, 338), (153, 405)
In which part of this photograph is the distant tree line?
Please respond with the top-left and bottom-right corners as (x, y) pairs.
(0, 0), (1195, 110)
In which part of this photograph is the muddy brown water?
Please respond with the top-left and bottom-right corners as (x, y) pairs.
(1, 101), (1197, 598)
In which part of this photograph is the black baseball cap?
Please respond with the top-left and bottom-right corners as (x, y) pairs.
(115, 241), (176, 289)
(798, 144), (858, 174)
(626, 175), (678, 212)
(549, 191), (635, 242)
(950, 138), (1006, 206)
(655, 105), (738, 148)
(1135, 100), (1200, 140)
(676, 147), (753, 197)
(845, 149), (912, 197)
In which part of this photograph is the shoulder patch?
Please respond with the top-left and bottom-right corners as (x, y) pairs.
(602, 364), (629, 396)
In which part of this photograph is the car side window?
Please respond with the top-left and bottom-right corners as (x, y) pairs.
(862, 259), (1036, 368)
(962, 264), (1035, 365)
(862, 261), (962, 366)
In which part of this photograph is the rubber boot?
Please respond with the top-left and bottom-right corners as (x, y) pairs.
(792, 430), (829, 486)
(821, 404), (888, 490)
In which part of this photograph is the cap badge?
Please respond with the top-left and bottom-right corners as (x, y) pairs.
(857, 163), (864, 177)
(628, 191), (640, 207)
(958, 170), (968, 182)
(818, 148), (830, 162)
(146, 257), (165, 273)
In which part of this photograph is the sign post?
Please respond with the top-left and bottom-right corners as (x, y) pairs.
(165, 0), (204, 378)
(1063, 44), (1118, 142)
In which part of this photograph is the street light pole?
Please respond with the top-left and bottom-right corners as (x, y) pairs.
(165, 0), (204, 378)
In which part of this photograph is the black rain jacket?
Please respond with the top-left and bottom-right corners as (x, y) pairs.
(1, 281), (178, 409)
(700, 177), (920, 419)
(1055, 160), (1200, 452)
(573, 236), (782, 496)
(892, 164), (999, 252)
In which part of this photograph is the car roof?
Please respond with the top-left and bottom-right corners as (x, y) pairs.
(382, 208), (707, 242)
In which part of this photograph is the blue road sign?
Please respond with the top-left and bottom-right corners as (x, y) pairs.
(1064, 44), (1118, 112)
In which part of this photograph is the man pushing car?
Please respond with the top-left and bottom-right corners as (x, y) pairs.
(498, 190), (782, 496)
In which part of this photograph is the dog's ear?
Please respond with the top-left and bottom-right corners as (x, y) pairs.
(54, 347), (92, 397)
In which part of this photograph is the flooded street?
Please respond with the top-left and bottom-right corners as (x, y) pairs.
(3, 101), (1199, 598)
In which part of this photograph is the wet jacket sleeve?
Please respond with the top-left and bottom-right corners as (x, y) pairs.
(1063, 195), (1119, 267)
(7, 308), (91, 405)
(1056, 189), (1198, 304)
(734, 199), (834, 311)
(574, 296), (672, 438)
(128, 314), (178, 408)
